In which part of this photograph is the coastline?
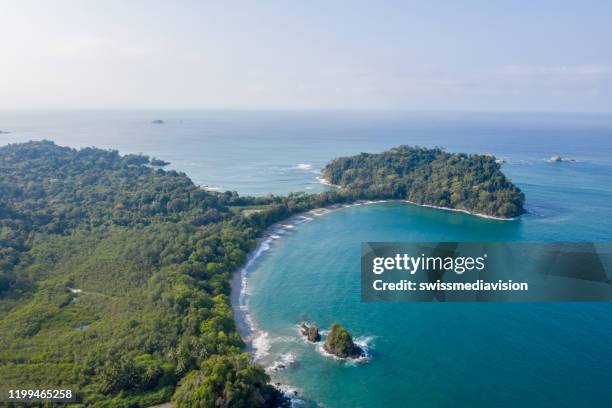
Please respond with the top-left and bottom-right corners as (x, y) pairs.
(230, 199), (389, 356)
(318, 176), (518, 221)
(230, 195), (517, 353)
(403, 199), (518, 221)
(229, 179), (520, 404)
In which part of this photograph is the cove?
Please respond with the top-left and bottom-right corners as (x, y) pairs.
(240, 202), (612, 407)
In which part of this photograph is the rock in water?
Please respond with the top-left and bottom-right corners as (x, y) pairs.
(324, 323), (363, 359)
(307, 325), (321, 342)
(300, 323), (321, 342)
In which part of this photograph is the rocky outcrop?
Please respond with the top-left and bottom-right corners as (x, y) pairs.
(548, 155), (575, 163)
(300, 323), (321, 342)
(323, 323), (363, 359)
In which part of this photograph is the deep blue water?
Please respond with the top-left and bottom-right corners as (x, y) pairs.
(1, 110), (611, 407)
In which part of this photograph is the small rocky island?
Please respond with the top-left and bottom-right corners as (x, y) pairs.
(300, 323), (321, 342)
(301, 322), (363, 359)
(151, 119), (164, 124)
(548, 155), (575, 163)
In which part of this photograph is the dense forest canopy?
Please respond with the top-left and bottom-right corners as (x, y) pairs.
(0, 141), (524, 407)
(323, 145), (525, 218)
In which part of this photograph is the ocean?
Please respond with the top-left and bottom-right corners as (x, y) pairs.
(1, 110), (612, 407)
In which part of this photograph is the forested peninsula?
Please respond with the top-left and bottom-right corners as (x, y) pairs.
(0, 141), (523, 407)
(323, 146), (525, 218)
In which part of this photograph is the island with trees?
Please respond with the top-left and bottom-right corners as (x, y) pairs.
(0, 141), (524, 407)
(324, 323), (363, 359)
(323, 145), (525, 218)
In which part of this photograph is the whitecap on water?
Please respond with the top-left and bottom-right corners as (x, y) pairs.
(293, 163), (313, 170)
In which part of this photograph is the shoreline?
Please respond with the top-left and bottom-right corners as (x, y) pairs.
(403, 199), (518, 221)
(230, 182), (520, 403)
(318, 176), (518, 221)
(230, 199), (389, 355)
(230, 196), (517, 352)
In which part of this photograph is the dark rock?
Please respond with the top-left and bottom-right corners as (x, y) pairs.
(300, 323), (321, 342)
(151, 119), (164, 124)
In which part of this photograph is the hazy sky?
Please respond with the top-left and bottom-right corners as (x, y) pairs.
(1, 0), (611, 111)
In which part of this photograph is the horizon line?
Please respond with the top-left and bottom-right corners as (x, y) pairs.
(1, 108), (612, 115)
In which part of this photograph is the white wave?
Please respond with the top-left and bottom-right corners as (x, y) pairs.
(309, 208), (330, 217)
(275, 383), (306, 407)
(294, 163), (313, 170)
(239, 240), (271, 300)
(316, 175), (340, 187)
(266, 352), (298, 373)
(293, 216), (313, 224)
(252, 330), (272, 360)
(350, 336), (376, 364)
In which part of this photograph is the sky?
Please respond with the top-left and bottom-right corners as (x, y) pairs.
(1, 0), (611, 112)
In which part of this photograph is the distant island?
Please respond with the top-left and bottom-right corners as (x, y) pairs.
(0, 141), (525, 407)
(151, 119), (164, 124)
(323, 146), (525, 218)
(548, 155), (575, 163)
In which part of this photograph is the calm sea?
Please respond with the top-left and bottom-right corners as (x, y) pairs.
(1, 110), (612, 407)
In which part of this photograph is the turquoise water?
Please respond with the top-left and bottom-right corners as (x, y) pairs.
(247, 204), (612, 407)
(1, 111), (612, 407)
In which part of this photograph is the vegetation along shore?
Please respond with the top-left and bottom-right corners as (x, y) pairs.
(0, 141), (524, 407)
